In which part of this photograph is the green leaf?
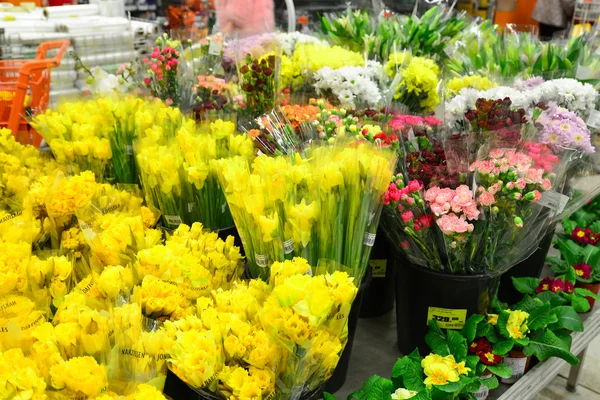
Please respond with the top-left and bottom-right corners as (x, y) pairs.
(554, 329), (573, 350)
(448, 330), (468, 362)
(481, 376), (499, 390)
(462, 314), (484, 343)
(565, 267), (578, 285)
(492, 339), (515, 356)
(558, 240), (584, 267)
(425, 320), (450, 356)
(562, 219), (578, 234)
(466, 355), (479, 371)
(497, 310), (510, 339)
(550, 306), (584, 332)
(491, 295), (508, 313)
(574, 209), (597, 228)
(515, 295), (543, 314)
(523, 330), (580, 365)
(368, 377), (394, 400)
(404, 359), (426, 392)
(565, 293), (591, 313)
(392, 357), (409, 379)
(528, 303), (558, 330)
(589, 220), (600, 232)
(536, 291), (567, 307)
(582, 245), (600, 268)
(486, 363), (513, 379)
(515, 337), (530, 347)
(410, 392), (431, 400)
(434, 381), (463, 393)
(347, 375), (381, 400)
(512, 277), (540, 294)
(477, 321), (499, 343)
(476, 362), (487, 376)
(323, 393), (338, 400)
(575, 288), (600, 301)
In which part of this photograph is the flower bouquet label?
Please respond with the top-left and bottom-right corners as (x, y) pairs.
(255, 253), (269, 268)
(537, 190), (569, 215)
(502, 356), (527, 383)
(208, 39), (223, 56)
(364, 232), (376, 247)
(283, 239), (294, 255)
(427, 307), (467, 329)
(587, 109), (600, 129)
(164, 215), (182, 226)
(369, 259), (387, 278)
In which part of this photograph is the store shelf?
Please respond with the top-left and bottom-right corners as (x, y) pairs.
(489, 303), (600, 400)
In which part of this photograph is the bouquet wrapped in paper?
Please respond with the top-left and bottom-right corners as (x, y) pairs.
(214, 139), (396, 280)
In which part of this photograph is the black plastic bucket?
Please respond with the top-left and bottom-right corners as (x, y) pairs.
(164, 369), (324, 399)
(359, 232), (395, 318)
(395, 258), (500, 355)
(215, 225), (244, 256)
(497, 229), (555, 305)
(324, 266), (373, 393)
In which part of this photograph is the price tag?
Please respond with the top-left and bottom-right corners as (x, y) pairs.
(427, 307), (467, 329)
(283, 239), (294, 255)
(407, 128), (419, 151)
(164, 215), (182, 226)
(537, 190), (569, 215)
(221, 202), (228, 214)
(208, 39), (223, 56)
(576, 65), (591, 80)
(125, 145), (133, 155)
(369, 259), (387, 278)
(364, 232), (376, 247)
(587, 109), (600, 129)
(187, 203), (195, 213)
(255, 253), (269, 268)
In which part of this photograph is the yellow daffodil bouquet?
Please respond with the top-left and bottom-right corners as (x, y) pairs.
(98, 96), (145, 185)
(135, 223), (243, 303)
(31, 101), (113, 180)
(177, 117), (254, 230)
(45, 170), (99, 249)
(28, 253), (74, 310)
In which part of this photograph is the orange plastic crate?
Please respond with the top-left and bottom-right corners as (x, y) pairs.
(0, 40), (70, 147)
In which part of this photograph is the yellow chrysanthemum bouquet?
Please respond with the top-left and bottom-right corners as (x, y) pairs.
(31, 100), (113, 180)
(385, 52), (441, 114)
(216, 140), (396, 280)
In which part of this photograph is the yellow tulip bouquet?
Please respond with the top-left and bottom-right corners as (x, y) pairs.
(31, 101), (113, 180)
(215, 140), (396, 280)
(163, 257), (358, 399)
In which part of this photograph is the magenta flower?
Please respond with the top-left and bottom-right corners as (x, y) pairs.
(537, 277), (554, 293)
(573, 263), (592, 280)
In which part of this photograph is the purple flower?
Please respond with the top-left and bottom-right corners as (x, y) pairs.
(536, 102), (594, 154)
(514, 76), (544, 91)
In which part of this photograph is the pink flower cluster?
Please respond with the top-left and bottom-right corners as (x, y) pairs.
(384, 179), (423, 207)
(143, 45), (180, 82)
(196, 75), (229, 94)
(437, 214), (474, 236)
(524, 142), (560, 173)
(388, 114), (442, 132)
(470, 149), (550, 188)
(425, 185), (480, 220)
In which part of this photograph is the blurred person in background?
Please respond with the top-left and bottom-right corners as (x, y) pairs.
(532, 0), (575, 40)
(216, 0), (275, 35)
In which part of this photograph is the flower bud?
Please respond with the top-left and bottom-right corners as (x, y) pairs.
(514, 216), (523, 228)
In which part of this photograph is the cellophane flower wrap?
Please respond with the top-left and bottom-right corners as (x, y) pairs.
(241, 107), (302, 156)
(161, 257), (358, 400)
(31, 101), (113, 180)
(134, 222), (243, 309)
(215, 139), (396, 280)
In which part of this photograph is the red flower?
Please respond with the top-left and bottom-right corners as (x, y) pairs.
(573, 263), (592, 280)
(572, 227), (590, 245)
(536, 277), (554, 293)
(469, 338), (492, 356)
(565, 280), (574, 294)
(480, 351), (501, 365)
(551, 278), (566, 293)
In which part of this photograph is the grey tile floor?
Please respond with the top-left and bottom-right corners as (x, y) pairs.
(335, 309), (600, 399)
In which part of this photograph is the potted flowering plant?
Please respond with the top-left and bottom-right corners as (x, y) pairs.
(325, 314), (511, 400)
(513, 264), (600, 313)
(481, 295), (581, 384)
